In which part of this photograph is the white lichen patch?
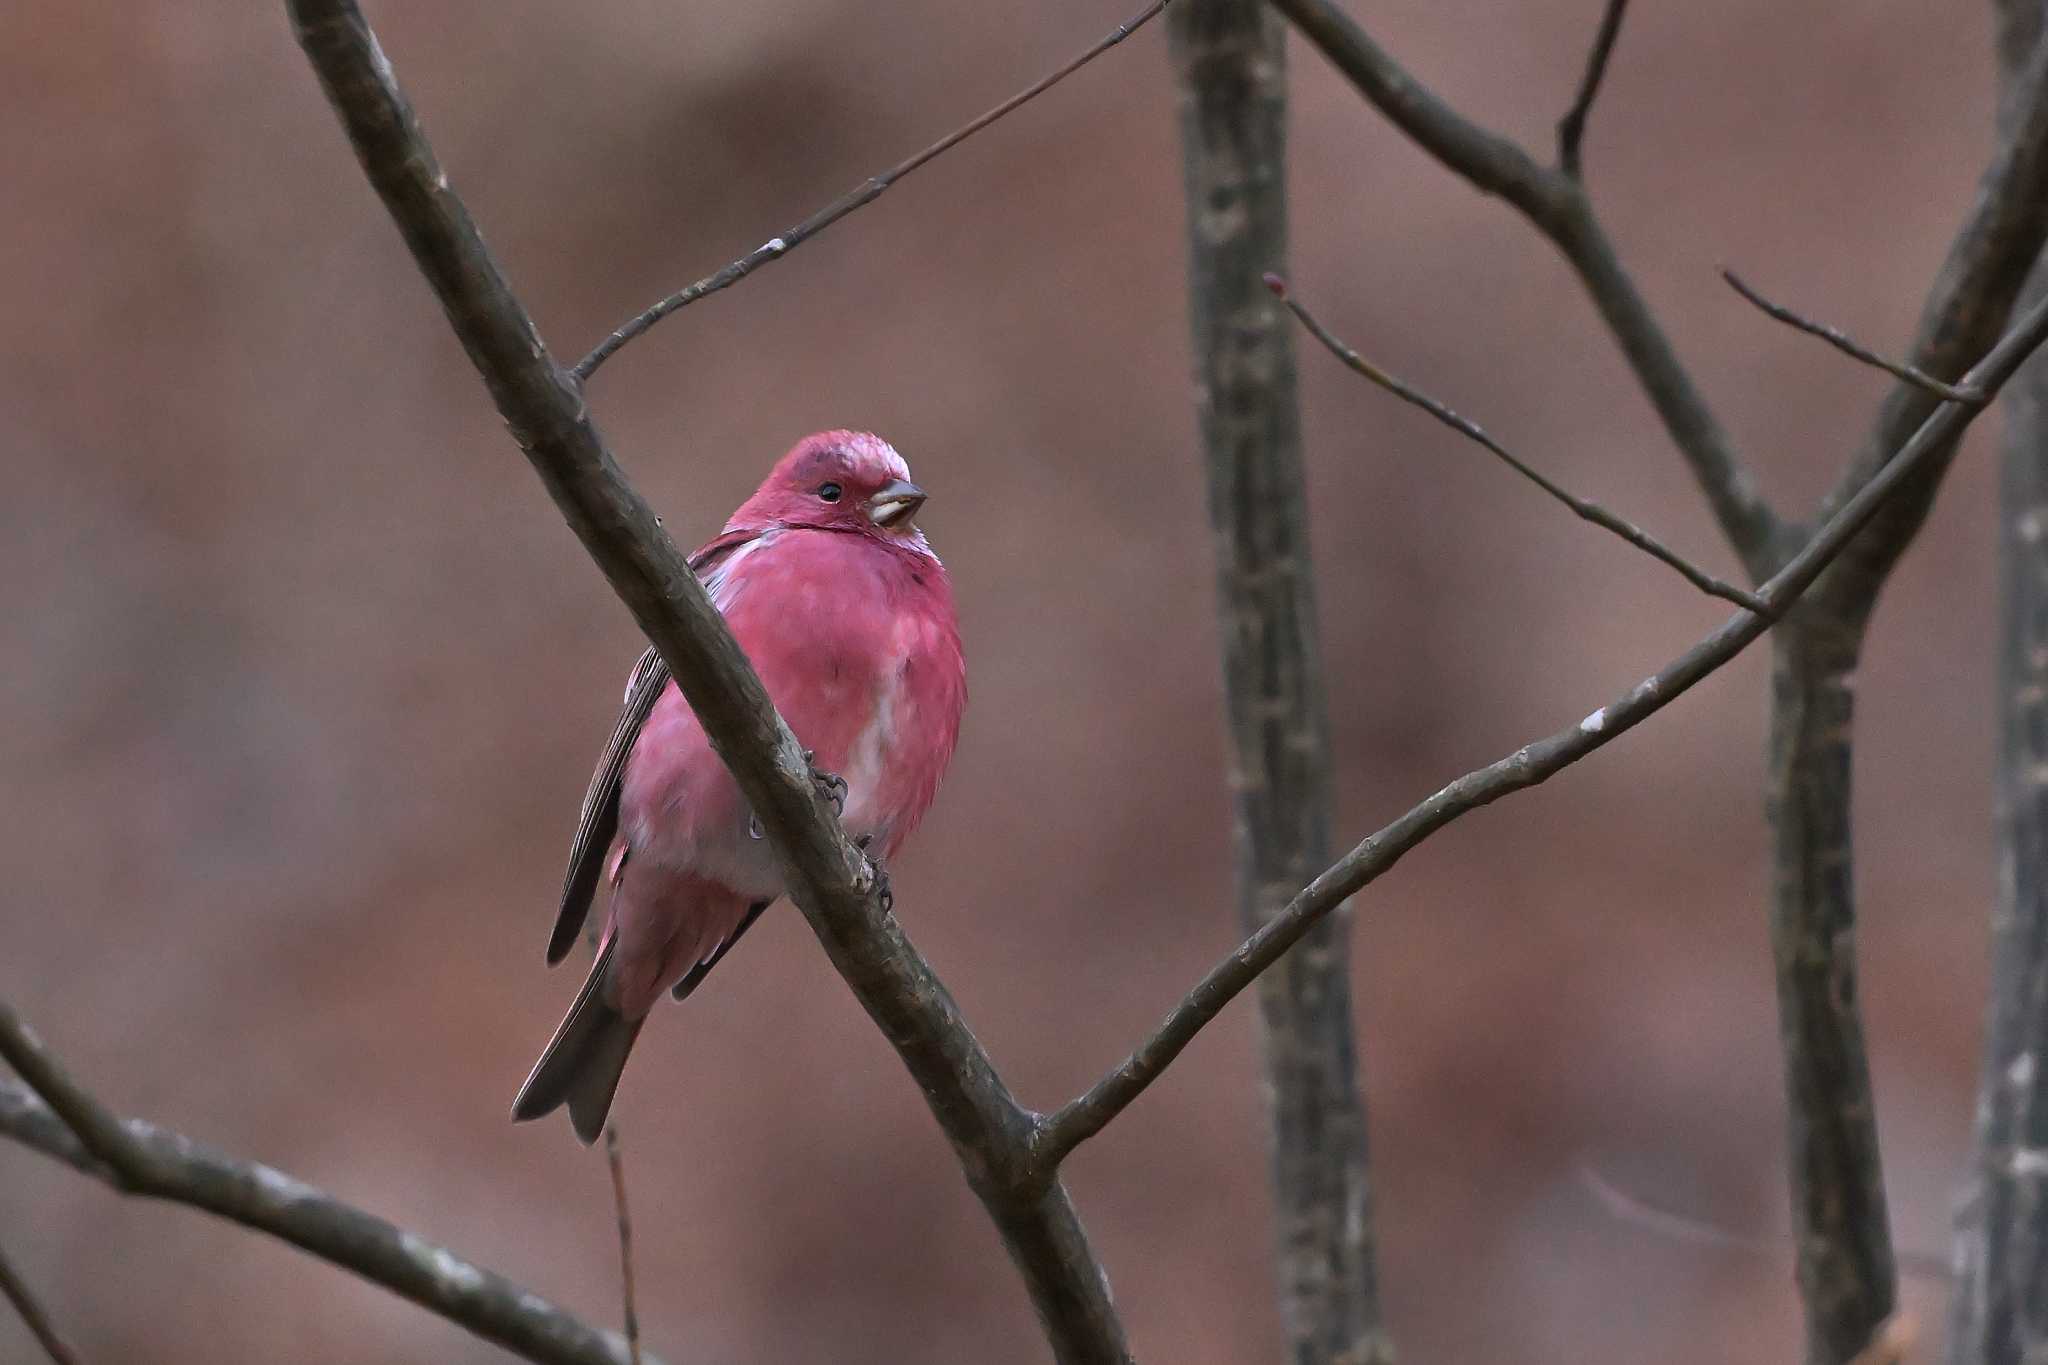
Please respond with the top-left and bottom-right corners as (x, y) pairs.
(1579, 707), (1607, 735)
(401, 1231), (486, 1294)
(2008, 1147), (2048, 1180)
(251, 1164), (320, 1210)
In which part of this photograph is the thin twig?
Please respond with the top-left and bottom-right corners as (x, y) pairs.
(1576, 1165), (1953, 1284)
(603, 1128), (642, 1365)
(1034, 284), (2048, 1166)
(1269, 275), (1768, 613)
(1721, 269), (1988, 405)
(572, 0), (1170, 381)
(0, 1238), (80, 1365)
(0, 1013), (650, 1365)
(287, 4), (1127, 1360)
(1557, 0), (1630, 177)
(1818, 23), (2048, 550)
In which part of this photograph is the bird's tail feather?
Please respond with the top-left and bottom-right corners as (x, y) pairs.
(511, 936), (645, 1144)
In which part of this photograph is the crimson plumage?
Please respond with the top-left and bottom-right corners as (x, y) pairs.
(513, 431), (966, 1141)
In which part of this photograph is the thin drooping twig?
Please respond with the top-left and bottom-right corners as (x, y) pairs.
(603, 1129), (643, 1365)
(1169, 4), (1387, 1362)
(1035, 284), (2048, 1164)
(572, 0), (1169, 381)
(0, 1237), (80, 1365)
(1577, 1166), (1953, 1283)
(1721, 270), (1988, 405)
(0, 1017), (650, 1365)
(1271, 274), (1769, 614)
(1268, 0), (1781, 578)
(285, 5), (1128, 1361)
(1556, 0), (1630, 177)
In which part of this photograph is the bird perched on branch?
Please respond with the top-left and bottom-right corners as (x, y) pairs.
(513, 431), (966, 1142)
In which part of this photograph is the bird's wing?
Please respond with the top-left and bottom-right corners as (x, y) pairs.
(545, 527), (764, 965)
(548, 644), (668, 964)
(670, 899), (773, 1001)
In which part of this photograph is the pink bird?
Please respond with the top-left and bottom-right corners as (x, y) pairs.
(512, 431), (966, 1142)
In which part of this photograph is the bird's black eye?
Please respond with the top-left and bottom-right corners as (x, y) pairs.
(818, 482), (843, 503)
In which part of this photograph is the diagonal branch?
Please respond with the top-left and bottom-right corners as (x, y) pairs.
(1816, 22), (2048, 608)
(1268, 0), (1782, 578)
(1274, 274), (1769, 613)
(1036, 284), (2048, 1163)
(1722, 270), (1988, 405)
(0, 1012), (650, 1365)
(284, 4), (1128, 1361)
(573, 0), (1170, 381)
(0, 1236), (79, 1365)
(1556, 0), (1631, 177)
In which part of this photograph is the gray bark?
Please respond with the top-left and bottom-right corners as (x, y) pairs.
(1764, 612), (1897, 1365)
(1169, 5), (1390, 1363)
(1948, 6), (2048, 1363)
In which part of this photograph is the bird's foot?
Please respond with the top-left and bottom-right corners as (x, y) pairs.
(746, 754), (847, 839)
(803, 750), (848, 815)
(855, 834), (893, 913)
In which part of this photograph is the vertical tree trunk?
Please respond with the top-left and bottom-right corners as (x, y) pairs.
(1766, 612), (1898, 1365)
(1949, 8), (2048, 1362)
(1168, 5), (1390, 1363)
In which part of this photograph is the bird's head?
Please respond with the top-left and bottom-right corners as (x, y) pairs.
(728, 430), (929, 542)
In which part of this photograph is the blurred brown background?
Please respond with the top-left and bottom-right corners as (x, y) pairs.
(0, 2), (2007, 1361)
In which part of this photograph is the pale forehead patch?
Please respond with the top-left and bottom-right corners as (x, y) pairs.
(840, 431), (912, 483)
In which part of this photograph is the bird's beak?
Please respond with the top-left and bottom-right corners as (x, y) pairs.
(867, 479), (927, 529)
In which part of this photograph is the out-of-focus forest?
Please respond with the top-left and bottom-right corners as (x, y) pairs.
(0, 2), (2006, 1361)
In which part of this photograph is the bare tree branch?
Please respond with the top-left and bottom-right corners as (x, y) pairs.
(1270, 8), (2048, 1360)
(1744, 30), (2048, 1365)
(1168, 4), (1387, 1361)
(1556, 0), (1630, 178)
(1037, 284), (2048, 1162)
(572, 0), (1170, 381)
(1273, 273), (1770, 613)
(0, 1017), (650, 1365)
(0, 1236), (79, 1365)
(284, 4), (1129, 1360)
(1267, 0), (1782, 578)
(1722, 269), (1989, 405)
(1816, 24), (2048, 599)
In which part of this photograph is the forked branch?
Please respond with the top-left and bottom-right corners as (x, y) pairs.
(1037, 286), (2048, 1162)
(1268, 0), (1780, 576)
(0, 1008), (649, 1365)
(285, 2), (1127, 1359)
(1557, 0), (1630, 177)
